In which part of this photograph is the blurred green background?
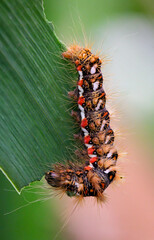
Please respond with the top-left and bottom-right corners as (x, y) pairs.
(1, 0), (154, 240)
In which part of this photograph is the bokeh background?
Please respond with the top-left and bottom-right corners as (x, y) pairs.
(1, 0), (154, 239)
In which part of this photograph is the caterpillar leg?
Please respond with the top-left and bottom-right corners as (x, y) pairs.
(71, 110), (80, 123)
(73, 133), (83, 142)
(75, 149), (88, 159)
(68, 87), (78, 100)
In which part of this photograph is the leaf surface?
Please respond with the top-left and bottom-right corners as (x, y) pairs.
(0, 0), (77, 192)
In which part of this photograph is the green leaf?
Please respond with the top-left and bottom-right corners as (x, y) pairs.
(0, 0), (78, 193)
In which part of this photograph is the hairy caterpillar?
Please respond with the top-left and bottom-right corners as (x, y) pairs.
(45, 45), (121, 201)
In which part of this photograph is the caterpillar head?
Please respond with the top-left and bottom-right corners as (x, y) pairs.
(62, 45), (82, 60)
(62, 46), (92, 63)
(45, 164), (117, 201)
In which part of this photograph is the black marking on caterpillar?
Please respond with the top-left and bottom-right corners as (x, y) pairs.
(45, 45), (119, 201)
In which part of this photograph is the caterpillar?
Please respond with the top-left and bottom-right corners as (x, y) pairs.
(45, 45), (120, 201)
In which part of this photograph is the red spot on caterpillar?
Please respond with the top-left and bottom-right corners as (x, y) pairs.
(84, 166), (92, 171)
(90, 157), (98, 163)
(84, 189), (88, 195)
(107, 129), (113, 134)
(66, 169), (74, 173)
(78, 79), (83, 86)
(78, 96), (85, 105)
(100, 92), (105, 98)
(81, 118), (88, 128)
(88, 147), (95, 155)
(77, 65), (82, 71)
(75, 60), (80, 65)
(103, 111), (108, 118)
(84, 135), (91, 144)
